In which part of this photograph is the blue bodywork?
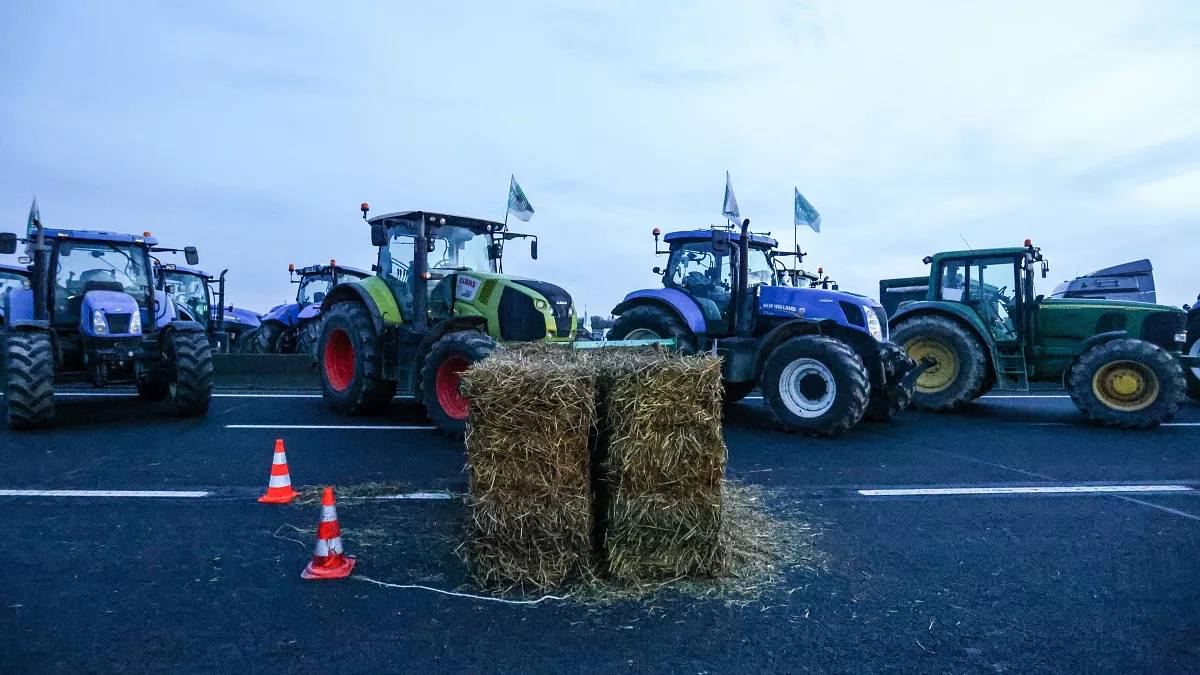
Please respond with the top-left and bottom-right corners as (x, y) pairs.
(218, 305), (261, 331)
(263, 301), (303, 327)
(617, 288), (709, 334)
(80, 290), (142, 338)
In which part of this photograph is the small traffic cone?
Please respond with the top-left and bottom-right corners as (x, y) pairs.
(301, 487), (356, 580)
(258, 439), (299, 504)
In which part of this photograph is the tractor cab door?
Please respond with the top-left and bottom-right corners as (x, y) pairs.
(665, 241), (734, 333)
(379, 231), (417, 320)
(937, 256), (1022, 345)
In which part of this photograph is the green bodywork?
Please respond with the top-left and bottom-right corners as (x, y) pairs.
(885, 245), (1192, 388)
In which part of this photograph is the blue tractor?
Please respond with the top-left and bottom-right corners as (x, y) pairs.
(0, 220), (212, 429)
(608, 220), (919, 436)
(239, 262), (369, 358)
(154, 260), (261, 353)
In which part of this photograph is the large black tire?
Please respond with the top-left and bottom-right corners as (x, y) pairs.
(608, 305), (698, 353)
(761, 335), (869, 437)
(1185, 311), (1199, 402)
(319, 302), (395, 415)
(169, 330), (213, 416)
(722, 380), (756, 406)
(295, 319), (322, 362)
(891, 315), (988, 412)
(420, 331), (497, 437)
(1067, 339), (1185, 429)
(240, 321), (284, 354)
(863, 342), (917, 422)
(4, 330), (55, 430)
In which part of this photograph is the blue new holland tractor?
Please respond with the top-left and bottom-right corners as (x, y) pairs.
(609, 220), (919, 436)
(154, 259), (262, 353)
(239, 262), (369, 358)
(0, 221), (213, 429)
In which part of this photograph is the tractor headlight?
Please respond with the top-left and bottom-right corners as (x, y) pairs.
(535, 299), (548, 311)
(864, 305), (883, 341)
(1174, 332), (1188, 344)
(92, 310), (109, 335)
(129, 311), (142, 335)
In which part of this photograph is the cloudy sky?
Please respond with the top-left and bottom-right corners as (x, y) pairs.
(2, 0), (1198, 318)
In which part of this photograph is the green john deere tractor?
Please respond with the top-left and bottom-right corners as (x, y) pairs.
(317, 206), (576, 435)
(880, 239), (1197, 429)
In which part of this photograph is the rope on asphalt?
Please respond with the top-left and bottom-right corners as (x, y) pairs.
(351, 575), (569, 605)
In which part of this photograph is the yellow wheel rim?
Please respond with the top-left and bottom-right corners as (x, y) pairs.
(1092, 360), (1159, 412)
(905, 337), (959, 393)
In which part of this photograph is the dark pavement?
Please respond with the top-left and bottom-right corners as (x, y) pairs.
(3, 393), (1198, 674)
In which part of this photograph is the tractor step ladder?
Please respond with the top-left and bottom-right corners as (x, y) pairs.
(996, 350), (1030, 391)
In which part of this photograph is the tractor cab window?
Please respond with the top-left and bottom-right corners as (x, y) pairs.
(667, 242), (733, 321)
(381, 222), (494, 319)
(166, 272), (210, 323)
(747, 247), (776, 288)
(429, 225), (492, 273)
(939, 263), (966, 302)
(297, 274), (333, 307)
(52, 241), (150, 325)
(937, 257), (1019, 342)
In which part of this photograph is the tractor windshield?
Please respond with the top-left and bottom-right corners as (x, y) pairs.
(429, 225), (491, 272)
(165, 271), (210, 324)
(53, 241), (150, 323)
(747, 247), (776, 287)
(297, 274), (334, 307)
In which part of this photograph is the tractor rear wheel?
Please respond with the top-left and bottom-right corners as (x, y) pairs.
(1185, 313), (1199, 401)
(240, 321), (284, 354)
(4, 330), (55, 430)
(1067, 339), (1185, 429)
(421, 331), (497, 437)
(761, 335), (869, 437)
(319, 302), (395, 415)
(608, 305), (698, 353)
(864, 342), (917, 422)
(722, 380), (756, 406)
(169, 330), (213, 416)
(892, 315), (988, 412)
(295, 319), (322, 362)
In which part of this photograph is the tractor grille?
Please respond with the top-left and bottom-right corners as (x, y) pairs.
(106, 313), (132, 334)
(498, 288), (548, 341)
(513, 280), (574, 338)
(1141, 311), (1185, 350)
(476, 279), (499, 306)
(839, 301), (865, 328)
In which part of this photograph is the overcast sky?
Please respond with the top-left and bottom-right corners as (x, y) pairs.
(2, 0), (1198, 317)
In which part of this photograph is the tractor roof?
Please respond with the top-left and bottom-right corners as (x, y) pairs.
(298, 263), (370, 278)
(930, 246), (1028, 263)
(0, 263), (29, 276)
(367, 211), (503, 234)
(159, 263), (208, 278)
(38, 227), (158, 246)
(664, 229), (778, 249)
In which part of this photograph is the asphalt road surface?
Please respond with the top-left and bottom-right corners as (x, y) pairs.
(3, 391), (1198, 675)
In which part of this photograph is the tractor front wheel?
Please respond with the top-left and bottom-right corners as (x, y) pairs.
(295, 319), (322, 362)
(1067, 339), (1185, 429)
(892, 315), (988, 412)
(608, 305), (698, 353)
(421, 331), (497, 437)
(319, 302), (395, 415)
(240, 321), (284, 354)
(761, 335), (869, 437)
(4, 329), (55, 430)
(1185, 313), (1199, 401)
(168, 330), (213, 416)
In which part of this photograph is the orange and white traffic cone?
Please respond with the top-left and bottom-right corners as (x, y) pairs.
(301, 487), (356, 580)
(257, 439), (299, 504)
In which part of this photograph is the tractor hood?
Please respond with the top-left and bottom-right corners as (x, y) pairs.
(215, 305), (262, 330)
(759, 286), (888, 340)
(80, 290), (142, 337)
(1038, 297), (1184, 314)
(449, 271), (576, 341)
(263, 302), (301, 327)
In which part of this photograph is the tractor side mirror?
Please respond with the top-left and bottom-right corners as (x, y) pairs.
(652, 267), (662, 275)
(1041, 261), (1049, 278)
(530, 239), (538, 260)
(0, 232), (16, 255)
(711, 230), (729, 253)
(370, 222), (388, 247)
(184, 246), (199, 266)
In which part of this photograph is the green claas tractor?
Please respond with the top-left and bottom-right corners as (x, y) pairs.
(880, 240), (1198, 429)
(317, 206), (576, 435)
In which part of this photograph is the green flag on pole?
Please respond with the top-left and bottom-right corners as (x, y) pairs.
(507, 176), (534, 222)
(794, 187), (821, 233)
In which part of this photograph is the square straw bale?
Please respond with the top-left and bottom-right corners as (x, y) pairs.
(460, 346), (597, 591)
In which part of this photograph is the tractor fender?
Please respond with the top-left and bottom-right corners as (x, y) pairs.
(7, 319), (50, 331)
(749, 318), (823, 381)
(751, 319), (888, 388)
(4, 287), (36, 324)
(297, 303), (322, 321)
(409, 316), (489, 394)
(1072, 330), (1129, 357)
(321, 278), (402, 335)
(612, 289), (707, 335)
(163, 320), (206, 334)
(889, 304), (1003, 383)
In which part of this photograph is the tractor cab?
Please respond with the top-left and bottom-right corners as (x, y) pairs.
(922, 240), (1046, 347)
(290, 262), (369, 310)
(158, 264), (213, 326)
(654, 228), (777, 333)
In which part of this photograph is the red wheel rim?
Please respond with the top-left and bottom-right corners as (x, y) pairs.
(435, 357), (470, 420)
(324, 328), (355, 392)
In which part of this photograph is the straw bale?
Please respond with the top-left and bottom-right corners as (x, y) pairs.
(460, 346), (596, 591)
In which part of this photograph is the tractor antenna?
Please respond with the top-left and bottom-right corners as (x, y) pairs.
(959, 234), (974, 251)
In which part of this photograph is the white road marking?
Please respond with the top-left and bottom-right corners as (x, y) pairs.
(981, 395), (1070, 399)
(1115, 496), (1200, 522)
(1028, 422), (1200, 427)
(0, 489), (209, 498)
(858, 484), (1193, 497)
(374, 492), (455, 500)
(225, 424), (437, 430)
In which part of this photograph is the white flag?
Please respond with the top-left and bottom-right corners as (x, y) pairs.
(794, 187), (821, 233)
(507, 176), (534, 222)
(722, 171), (740, 223)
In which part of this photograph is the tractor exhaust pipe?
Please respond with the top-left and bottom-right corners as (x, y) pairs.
(735, 218), (752, 337)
